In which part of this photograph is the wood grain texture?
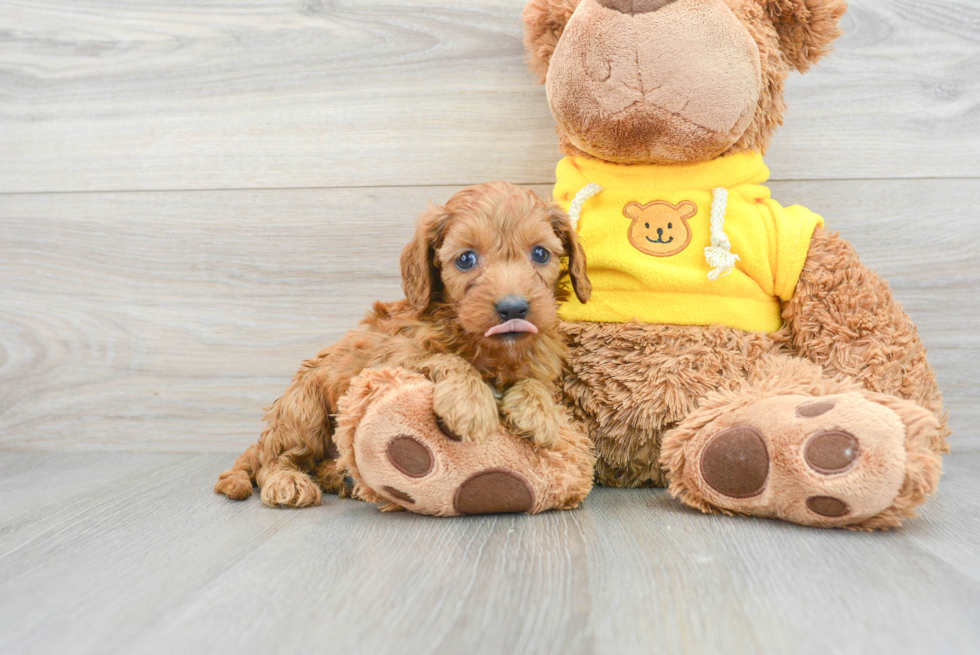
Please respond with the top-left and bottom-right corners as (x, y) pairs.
(0, 2), (975, 650)
(0, 451), (977, 655)
(1, 0), (979, 193)
(1, 180), (976, 453)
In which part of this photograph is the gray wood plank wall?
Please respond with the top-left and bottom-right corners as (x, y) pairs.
(1, 0), (978, 453)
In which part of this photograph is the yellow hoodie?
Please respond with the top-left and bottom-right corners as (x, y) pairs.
(554, 151), (824, 333)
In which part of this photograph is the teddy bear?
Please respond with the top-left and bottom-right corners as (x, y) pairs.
(521, 0), (949, 529)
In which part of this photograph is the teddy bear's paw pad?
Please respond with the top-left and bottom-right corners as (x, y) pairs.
(382, 485), (415, 505)
(796, 400), (835, 417)
(434, 415), (463, 442)
(683, 393), (910, 527)
(805, 495), (850, 517)
(803, 430), (859, 474)
(453, 469), (535, 515)
(386, 435), (434, 478)
(699, 426), (768, 498)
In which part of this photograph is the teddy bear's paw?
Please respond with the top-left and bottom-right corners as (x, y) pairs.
(344, 373), (591, 517)
(666, 392), (940, 528)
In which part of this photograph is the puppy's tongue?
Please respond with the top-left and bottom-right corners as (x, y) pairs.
(485, 319), (539, 337)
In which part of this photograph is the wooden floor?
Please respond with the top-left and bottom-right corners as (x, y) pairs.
(0, 451), (978, 655)
(1, 1), (979, 653)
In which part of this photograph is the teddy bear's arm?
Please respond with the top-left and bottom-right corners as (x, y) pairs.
(781, 227), (950, 452)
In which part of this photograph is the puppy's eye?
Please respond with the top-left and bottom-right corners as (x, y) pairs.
(531, 246), (551, 264)
(668, 222), (672, 229)
(455, 251), (478, 271)
(645, 223), (650, 229)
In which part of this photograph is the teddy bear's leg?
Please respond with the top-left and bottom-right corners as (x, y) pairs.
(660, 355), (944, 529)
(332, 368), (595, 516)
(561, 321), (787, 489)
(782, 227), (950, 451)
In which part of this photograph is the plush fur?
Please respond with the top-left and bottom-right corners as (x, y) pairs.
(659, 358), (942, 530)
(332, 367), (595, 516)
(523, 0), (848, 163)
(215, 181), (594, 509)
(524, 0), (948, 528)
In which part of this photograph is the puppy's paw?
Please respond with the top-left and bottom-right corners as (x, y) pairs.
(433, 376), (500, 444)
(501, 380), (562, 449)
(260, 468), (323, 508)
(214, 470), (253, 500)
(508, 411), (561, 449)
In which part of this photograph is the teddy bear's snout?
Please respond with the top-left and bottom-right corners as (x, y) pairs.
(546, 0), (763, 164)
(596, 0), (678, 15)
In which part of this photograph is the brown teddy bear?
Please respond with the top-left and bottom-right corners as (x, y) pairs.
(522, 0), (949, 529)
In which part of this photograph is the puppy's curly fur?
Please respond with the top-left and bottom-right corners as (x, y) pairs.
(215, 181), (591, 507)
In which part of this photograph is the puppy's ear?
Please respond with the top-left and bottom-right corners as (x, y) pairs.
(522, 0), (582, 83)
(548, 203), (592, 304)
(762, 0), (848, 73)
(401, 203), (451, 313)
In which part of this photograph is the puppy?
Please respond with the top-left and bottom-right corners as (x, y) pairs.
(215, 181), (591, 508)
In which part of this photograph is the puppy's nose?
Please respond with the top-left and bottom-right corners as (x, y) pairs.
(657, 227), (664, 236)
(596, 0), (678, 15)
(496, 295), (530, 321)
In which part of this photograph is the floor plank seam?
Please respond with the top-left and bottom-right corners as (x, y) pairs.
(2, 175), (980, 197)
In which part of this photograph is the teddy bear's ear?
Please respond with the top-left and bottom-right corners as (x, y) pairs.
(401, 203), (451, 313)
(522, 0), (582, 83)
(762, 0), (848, 73)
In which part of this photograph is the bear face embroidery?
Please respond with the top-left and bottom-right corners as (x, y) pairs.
(623, 200), (697, 257)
